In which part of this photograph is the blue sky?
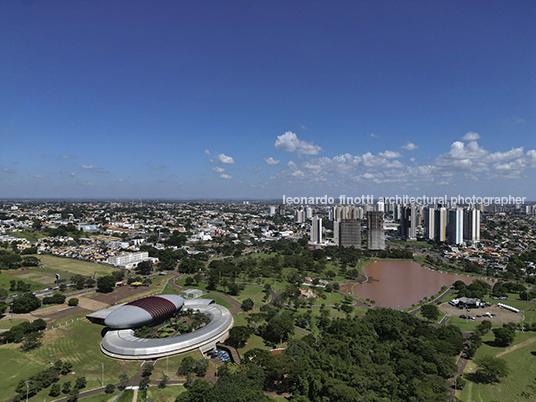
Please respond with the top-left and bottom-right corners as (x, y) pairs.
(1, 1), (535, 200)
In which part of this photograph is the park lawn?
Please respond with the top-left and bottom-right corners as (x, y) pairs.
(437, 292), (458, 304)
(245, 252), (274, 261)
(312, 290), (345, 306)
(116, 389), (134, 402)
(175, 276), (208, 290)
(446, 316), (503, 332)
(0, 318), (29, 330)
(457, 331), (536, 402)
(146, 384), (185, 401)
(35, 254), (121, 277)
(4, 254), (121, 286)
(161, 283), (180, 295)
(416, 309), (447, 324)
(231, 314), (267, 354)
(153, 350), (203, 381)
(0, 272), (46, 293)
(78, 389), (122, 402)
(231, 285), (265, 306)
(0, 313), (140, 402)
(7, 231), (46, 242)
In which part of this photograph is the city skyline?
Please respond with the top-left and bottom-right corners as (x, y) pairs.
(1, 1), (535, 200)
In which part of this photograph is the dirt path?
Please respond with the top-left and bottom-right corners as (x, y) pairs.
(132, 387), (138, 402)
(74, 296), (109, 311)
(495, 336), (536, 358)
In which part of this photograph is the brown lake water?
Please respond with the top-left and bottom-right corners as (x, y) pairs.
(355, 260), (494, 310)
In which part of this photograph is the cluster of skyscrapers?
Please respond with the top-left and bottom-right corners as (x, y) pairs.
(272, 200), (481, 249)
(422, 206), (480, 245)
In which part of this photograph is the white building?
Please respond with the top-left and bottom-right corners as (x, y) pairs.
(108, 251), (150, 268)
(310, 216), (322, 243)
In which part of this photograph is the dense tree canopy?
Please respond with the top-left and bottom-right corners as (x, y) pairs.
(175, 308), (463, 402)
(97, 275), (115, 293)
(11, 293), (41, 313)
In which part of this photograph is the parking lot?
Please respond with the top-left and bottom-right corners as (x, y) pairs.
(439, 302), (524, 325)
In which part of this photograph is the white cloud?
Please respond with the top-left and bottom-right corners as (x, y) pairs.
(81, 165), (106, 173)
(264, 157), (280, 165)
(204, 149), (210, 155)
(268, 133), (536, 188)
(402, 142), (419, 151)
(151, 165), (167, 169)
(246, 166), (261, 171)
(462, 132), (481, 141)
(34, 175), (44, 178)
(212, 167), (225, 173)
(217, 153), (235, 164)
(369, 133), (378, 138)
(220, 173), (233, 179)
(2, 168), (15, 174)
(58, 155), (78, 159)
(118, 178), (124, 182)
(287, 160), (298, 169)
(379, 150), (402, 159)
(483, 147), (524, 163)
(274, 131), (322, 155)
(70, 173), (75, 177)
(362, 172), (378, 180)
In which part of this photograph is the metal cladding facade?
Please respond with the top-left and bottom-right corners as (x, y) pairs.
(100, 299), (234, 360)
(104, 295), (184, 329)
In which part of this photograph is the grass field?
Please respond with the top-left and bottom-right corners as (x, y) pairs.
(232, 314), (269, 353)
(152, 350), (204, 384)
(0, 318), (29, 330)
(116, 389), (134, 402)
(199, 294), (234, 309)
(3, 254), (121, 287)
(78, 389), (122, 402)
(0, 272), (45, 294)
(457, 331), (536, 402)
(7, 231), (46, 242)
(416, 309), (447, 324)
(147, 385), (186, 402)
(174, 276), (266, 307)
(0, 311), (140, 402)
(230, 284), (266, 306)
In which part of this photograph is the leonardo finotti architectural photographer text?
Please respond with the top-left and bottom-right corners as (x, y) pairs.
(282, 194), (527, 206)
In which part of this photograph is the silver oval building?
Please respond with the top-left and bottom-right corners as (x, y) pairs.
(96, 297), (233, 360)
